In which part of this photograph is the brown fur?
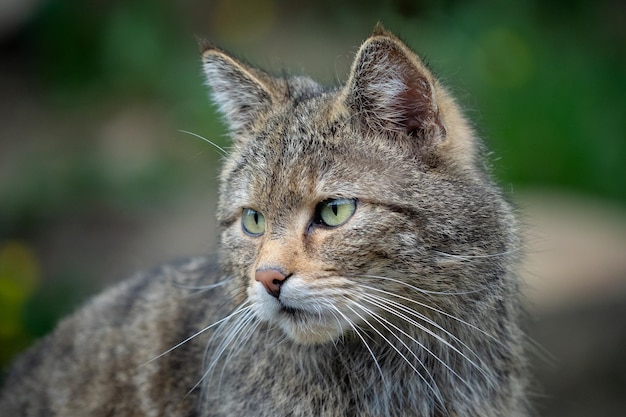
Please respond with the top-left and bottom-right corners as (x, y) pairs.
(0, 25), (529, 416)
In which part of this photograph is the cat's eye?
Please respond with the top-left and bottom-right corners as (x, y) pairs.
(316, 198), (357, 228)
(241, 208), (265, 236)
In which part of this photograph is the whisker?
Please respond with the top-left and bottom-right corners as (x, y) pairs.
(344, 303), (445, 407)
(354, 274), (487, 296)
(361, 292), (488, 365)
(178, 129), (228, 156)
(141, 303), (250, 367)
(433, 247), (520, 260)
(328, 304), (388, 388)
(360, 284), (505, 347)
(204, 304), (254, 370)
(525, 333), (556, 367)
(171, 279), (231, 295)
(219, 309), (258, 371)
(192, 305), (256, 397)
(358, 292), (492, 386)
(353, 296), (474, 407)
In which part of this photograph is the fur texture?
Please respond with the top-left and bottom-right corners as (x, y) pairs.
(0, 25), (529, 416)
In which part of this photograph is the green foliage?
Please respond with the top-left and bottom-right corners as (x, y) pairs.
(0, 242), (39, 367)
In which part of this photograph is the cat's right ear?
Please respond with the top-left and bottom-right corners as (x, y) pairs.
(201, 41), (278, 133)
(340, 26), (446, 143)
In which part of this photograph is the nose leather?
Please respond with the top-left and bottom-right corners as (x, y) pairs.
(255, 268), (288, 298)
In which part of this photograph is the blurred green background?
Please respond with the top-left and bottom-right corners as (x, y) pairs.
(0, 0), (625, 415)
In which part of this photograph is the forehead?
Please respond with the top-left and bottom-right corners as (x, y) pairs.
(220, 99), (414, 217)
(239, 111), (341, 204)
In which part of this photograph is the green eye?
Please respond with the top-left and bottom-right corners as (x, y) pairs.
(317, 198), (357, 227)
(241, 208), (265, 236)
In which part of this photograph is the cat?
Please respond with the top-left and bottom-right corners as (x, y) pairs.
(0, 24), (529, 416)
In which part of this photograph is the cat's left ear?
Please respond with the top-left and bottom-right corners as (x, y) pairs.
(201, 42), (281, 133)
(342, 25), (446, 142)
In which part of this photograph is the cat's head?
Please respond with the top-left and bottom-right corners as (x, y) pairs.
(202, 25), (517, 345)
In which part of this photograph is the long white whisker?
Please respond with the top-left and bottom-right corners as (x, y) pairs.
(171, 279), (230, 292)
(359, 293), (490, 387)
(355, 274), (486, 296)
(360, 284), (505, 347)
(212, 310), (258, 395)
(361, 292), (487, 366)
(356, 295), (476, 401)
(204, 304), (254, 373)
(433, 247), (520, 260)
(141, 303), (250, 367)
(217, 310), (258, 380)
(344, 303), (445, 407)
(178, 129), (228, 156)
(329, 304), (387, 388)
(193, 305), (256, 397)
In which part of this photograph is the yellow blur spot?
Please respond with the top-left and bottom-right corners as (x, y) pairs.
(0, 241), (40, 337)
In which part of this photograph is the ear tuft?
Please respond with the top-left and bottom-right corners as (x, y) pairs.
(344, 29), (445, 142)
(197, 37), (215, 55)
(371, 22), (390, 37)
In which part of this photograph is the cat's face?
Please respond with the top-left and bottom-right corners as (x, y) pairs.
(217, 103), (425, 344)
(203, 28), (516, 345)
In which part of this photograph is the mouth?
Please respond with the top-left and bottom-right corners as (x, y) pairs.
(251, 286), (349, 344)
(278, 303), (310, 321)
(279, 304), (298, 315)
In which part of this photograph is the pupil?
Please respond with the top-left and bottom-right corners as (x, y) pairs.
(332, 204), (338, 216)
(254, 212), (259, 224)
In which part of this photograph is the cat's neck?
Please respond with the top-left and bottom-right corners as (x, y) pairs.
(288, 324), (499, 414)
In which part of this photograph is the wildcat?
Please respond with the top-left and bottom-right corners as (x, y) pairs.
(0, 24), (529, 416)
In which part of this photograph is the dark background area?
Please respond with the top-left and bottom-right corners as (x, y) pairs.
(1, 1), (625, 416)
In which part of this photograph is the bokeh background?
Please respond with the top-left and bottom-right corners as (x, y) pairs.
(1, 0), (625, 415)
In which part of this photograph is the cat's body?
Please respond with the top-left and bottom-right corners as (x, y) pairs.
(0, 25), (529, 416)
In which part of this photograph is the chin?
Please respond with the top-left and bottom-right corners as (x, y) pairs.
(249, 281), (354, 345)
(277, 317), (346, 345)
(251, 297), (347, 345)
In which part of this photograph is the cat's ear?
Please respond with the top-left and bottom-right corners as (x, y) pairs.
(342, 25), (446, 142)
(201, 41), (280, 133)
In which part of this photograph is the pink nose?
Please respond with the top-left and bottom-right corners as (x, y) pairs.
(255, 268), (288, 298)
